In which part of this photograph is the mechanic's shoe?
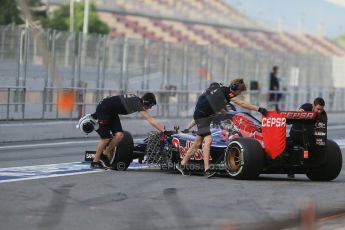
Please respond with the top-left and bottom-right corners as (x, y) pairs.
(176, 164), (190, 176)
(287, 173), (295, 179)
(90, 160), (109, 169)
(204, 169), (216, 178)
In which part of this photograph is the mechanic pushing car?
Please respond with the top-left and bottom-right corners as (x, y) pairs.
(177, 78), (268, 177)
(290, 97), (327, 149)
(287, 97), (327, 178)
(90, 93), (168, 169)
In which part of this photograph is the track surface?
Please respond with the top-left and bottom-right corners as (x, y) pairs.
(0, 128), (344, 230)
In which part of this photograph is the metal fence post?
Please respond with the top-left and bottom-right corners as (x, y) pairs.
(206, 45), (212, 88)
(51, 30), (57, 82)
(142, 39), (148, 90)
(64, 33), (74, 67)
(96, 34), (106, 103)
(237, 48), (242, 79)
(20, 28), (29, 119)
(223, 49), (229, 84)
(120, 37), (128, 92)
(101, 35), (108, 89)
(22, 88), (26, 121)
(71, 32), (77, 88)
(96, 34), (102, 90)
(77, 32), (82, 88)
(182, 44), (188, 90)
(166, 43), (171, 86)
(162, 41), (168, 86)
(1, 25), (11, 60)
(23, 28), (29, 88)
(180, 44), (188, 116)
(15, 28), (23, 112)
(6, 88), (10, 121)
(146, 40), (152, 90)
(42, 87), (46, 119)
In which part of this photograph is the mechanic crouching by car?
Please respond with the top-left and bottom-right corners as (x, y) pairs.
(177, 78), (268, 178)
(289, 97), (327, 146)
(90, 93), (168, 169)
(287, 97), (327, 178)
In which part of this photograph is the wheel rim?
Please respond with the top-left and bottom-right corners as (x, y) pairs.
(109, 147), (117, 164)
(225, 144), (243, 176)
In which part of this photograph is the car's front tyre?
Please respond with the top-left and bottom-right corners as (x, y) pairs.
(110, 131), (134, 171)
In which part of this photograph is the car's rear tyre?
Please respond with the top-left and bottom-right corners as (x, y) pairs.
(110, 131), (134, 171)
(224, 138), (264, 180)
(306, 139), (342, 181)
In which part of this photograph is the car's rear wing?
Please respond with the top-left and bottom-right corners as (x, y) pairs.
(279, 111), (316, 122)
(261, 110), (326, 159)
(282, 110), (328, 149)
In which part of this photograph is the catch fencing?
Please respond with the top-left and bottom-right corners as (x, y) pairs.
(0, 25), (344, 120)
(1, 86), (345, 121)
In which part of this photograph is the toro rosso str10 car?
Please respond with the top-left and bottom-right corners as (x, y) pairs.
(84, 111), (342, 181)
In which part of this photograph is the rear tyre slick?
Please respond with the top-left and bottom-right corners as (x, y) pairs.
(224, 138), (264, 180)
(306, 139), (342, 181)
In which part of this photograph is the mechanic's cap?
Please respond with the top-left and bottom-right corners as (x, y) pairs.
(299, 103), (313, 112)
(142, 92), (157, 106)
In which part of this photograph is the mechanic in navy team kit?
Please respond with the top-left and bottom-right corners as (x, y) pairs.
(289, 97), (327, 146)
(287, 97), (327, 178)
(91, 93), (167, 169)
(177, 78), (268, 177)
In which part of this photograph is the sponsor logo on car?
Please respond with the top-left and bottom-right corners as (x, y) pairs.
(171, 137), (212, 160)
(280, 111), (315, 120)
(84, 151), (96, 161)
(262, 117), (286, 127)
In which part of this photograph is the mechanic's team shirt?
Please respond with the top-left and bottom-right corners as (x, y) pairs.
(194, 86), (231, 118)
(98, 94), (144, 115)
(289, 103), (327, 147)
(315, 111), (327, 146)
(289, 103), (314, 141)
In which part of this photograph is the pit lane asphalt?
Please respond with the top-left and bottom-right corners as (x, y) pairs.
(0, 128), (344, 230)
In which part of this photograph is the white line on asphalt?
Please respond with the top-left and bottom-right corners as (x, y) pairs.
(0, 137), (344, 150)
(0, 162), (102, 183)
(0, 121), (77, 127)
(0, 160), (148, 183)
(0, 139), (143, 150)
(0, 140), (99, 150)
(0, 170), (100, 184)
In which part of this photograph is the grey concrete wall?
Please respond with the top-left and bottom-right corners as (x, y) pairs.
(0, 113), (344, 143)
(0, 118), (191, 143)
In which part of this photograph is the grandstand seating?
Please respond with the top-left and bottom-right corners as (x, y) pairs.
(98, 0), (345, 56)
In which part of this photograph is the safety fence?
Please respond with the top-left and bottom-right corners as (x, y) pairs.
(0, 25), (339, 91)
(1, 25), (345, 121)
(1, 86), (344, 121)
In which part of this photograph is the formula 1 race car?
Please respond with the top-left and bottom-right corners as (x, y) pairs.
(84, 111), (342, 181)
